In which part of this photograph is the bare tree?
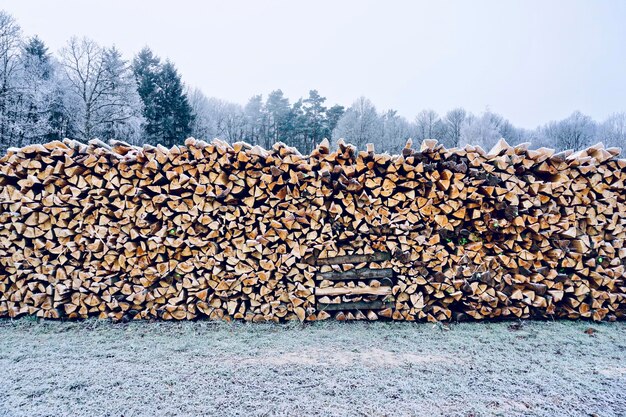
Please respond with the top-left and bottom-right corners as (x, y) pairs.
(332, 96), (381, 150)
(59, 37), (105, 139)
(460, 112), (502, 150)
(414, 109), (441, 140)
(0, 11), (23, 150)
(60, 38), (143, 142)
(187, 86), (212, 140)
(442, 108), (466, 148)
(187, 87), (246, 143)
(543, 111), (597, 151)
(0, 11), (21, 97)
(599, 112), (626, 150)
(381, 109), (411, 153)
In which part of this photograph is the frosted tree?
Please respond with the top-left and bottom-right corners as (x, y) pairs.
(598, 112), (626, 150)
(153, 61), (194, 147)
(132, 48), (194, 146)
(458, 110), (525, 150)
(265, 89), (291, 145)
(442, 108), (466, 148)
(60, 38), (144, 142)
(97, 46), (144, 144)
(460, 112), (503, 150)
(285, 98), (307, 150)
(543, 111), (597, 151)
(0, 11), (23, 151)
(523, 128), (554, 149)
(17, 36), (56, 144)
(243, 94), (268, 146)
(59, 37), (104, 140)
(332, 96), (382, 150)
(0, 18), (64, 150)
(381, 109), (411, 153)
(187, 87), (213, 140)
(187, 87), (246, 143)
(414, 109), (444, 141)
(495, 117), (514, 141)
(0, 35), (57, 148)
(188, 88), (345, 153)
(497, 117), (527, 145)
(217, 100), (246, 143)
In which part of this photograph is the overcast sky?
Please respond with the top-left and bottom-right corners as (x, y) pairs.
(2, 0), (625, 128)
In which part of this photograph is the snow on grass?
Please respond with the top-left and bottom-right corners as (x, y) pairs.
(0, 319), (625, 417)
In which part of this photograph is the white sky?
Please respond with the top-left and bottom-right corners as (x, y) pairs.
(2, 0), (625, 128)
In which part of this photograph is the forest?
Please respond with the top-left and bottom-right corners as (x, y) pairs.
(1, 10), (624, 156)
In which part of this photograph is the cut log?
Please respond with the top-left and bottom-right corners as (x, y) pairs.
(319, 268), (393, 281)
(315, 286), (392, 297)
(311, 252), (391, 266)
(0, 138), (623, 323)
(317, 300), (393, 311)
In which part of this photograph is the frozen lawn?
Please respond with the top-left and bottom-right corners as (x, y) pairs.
(0, 320), (625, 417)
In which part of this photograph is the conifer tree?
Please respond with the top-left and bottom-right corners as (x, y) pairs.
(154, 61), (194, 147)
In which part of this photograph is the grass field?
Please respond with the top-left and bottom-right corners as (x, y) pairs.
(0, 319), (625, 417)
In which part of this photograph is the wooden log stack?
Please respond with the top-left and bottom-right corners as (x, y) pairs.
(0, 137), (625, 322)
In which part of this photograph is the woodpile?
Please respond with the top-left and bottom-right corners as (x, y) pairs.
(0, 137), (625, 322)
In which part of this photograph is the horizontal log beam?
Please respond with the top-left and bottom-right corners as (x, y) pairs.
(318, 268), (393, 281)
(312, 252), (391, 266)
(316, 300), (393, 311)
(315, 286), (392, 297)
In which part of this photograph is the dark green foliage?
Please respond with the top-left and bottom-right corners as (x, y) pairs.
(24, 36), (51, 79)
(154, 61), (194, 147)
(133, 48), (194, 147)
(239, 89), (344, 154)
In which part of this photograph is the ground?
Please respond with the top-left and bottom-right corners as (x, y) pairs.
(0, 319), (624, 417)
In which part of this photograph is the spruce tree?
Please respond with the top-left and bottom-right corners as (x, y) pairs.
(21, 36), (55, 144)
(133, 49), (193, 146)
(303, 90), (327, 153)
(154, 61), (193, 147)
(286, 99), (307, 151)
(23, 36), (51, 78)
(325, 104), (345, 139)
(132, 47), (161, 143)
(265, 89), (290, 145)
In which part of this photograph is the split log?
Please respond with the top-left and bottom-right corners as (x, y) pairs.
(0, 137), (624, 322)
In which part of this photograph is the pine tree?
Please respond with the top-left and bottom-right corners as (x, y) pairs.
(23, 36), (51, 78)
(244, 94), (265, 146)
(265, 89), (290, 145)
(132, 47), (161, 143)
(46, 77), (73, 141)
(303, 90), (327, 153)
(18, 36), (55, 145)
(325, 104), (345, 138)
(285, 98), (307, 151)
(133, 49), (193, 147)
(154, 61), (193, 147)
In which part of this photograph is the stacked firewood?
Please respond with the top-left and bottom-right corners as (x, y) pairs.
(0, 137), (624, 322)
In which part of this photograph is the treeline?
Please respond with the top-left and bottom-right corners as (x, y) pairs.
(1, 10), (624, 155)
(331, 101), (625, 154)
(0, 11), (193, 152)
(188, 88), (346, 155)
